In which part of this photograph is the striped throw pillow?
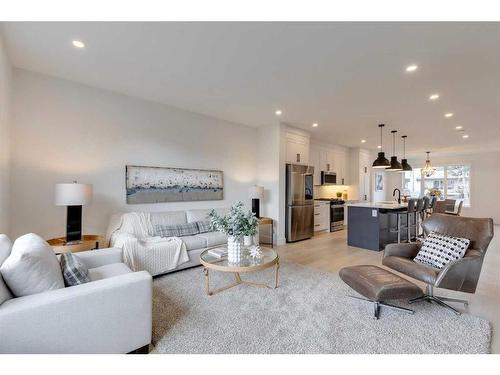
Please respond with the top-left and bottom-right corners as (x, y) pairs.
(196, 220), (212, 233)
(155, 222), (199, 237)
(60, 253), (90, 287)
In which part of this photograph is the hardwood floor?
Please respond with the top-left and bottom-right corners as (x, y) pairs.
(276, 227), (500, 353)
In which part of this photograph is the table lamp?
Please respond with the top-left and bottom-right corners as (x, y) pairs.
(55, 182), (93, 243)
(248, 185), (264, 218)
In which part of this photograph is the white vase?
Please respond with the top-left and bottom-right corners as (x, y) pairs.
(243, 235), (254, 247)
(227, 235), (243, 263)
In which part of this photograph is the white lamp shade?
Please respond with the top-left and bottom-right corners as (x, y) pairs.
(248, 185), (264, 199)
(54, 183), (93, 206)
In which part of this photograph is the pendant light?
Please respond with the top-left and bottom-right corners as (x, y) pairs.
(400, 135), (412, 171)
(422, 151), (435, 177)
(372, 124), (390, 169)
(386, 130), (403, 171)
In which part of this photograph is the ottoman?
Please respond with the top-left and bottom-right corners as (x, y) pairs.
(339, 265), (423, 319)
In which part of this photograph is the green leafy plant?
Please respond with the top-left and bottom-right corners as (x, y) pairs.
(209, 201), (259, 237)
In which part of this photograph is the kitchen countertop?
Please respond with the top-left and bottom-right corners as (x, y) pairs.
(347, 202), (408, 210)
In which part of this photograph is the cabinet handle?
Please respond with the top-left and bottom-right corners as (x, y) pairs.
(314, 213), (321, 216)
(314, 224), (321, 227)
(342, 178), (345, 185)
(296, 153), (300, 163)
(327, 163), (330, 171)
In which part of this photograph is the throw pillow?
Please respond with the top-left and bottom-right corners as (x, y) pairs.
(0, 233), (65, 297)
(414, 231), (470, 269)
(155, 222), (199, 237)
(60, 253), (90, 287)
(0, 234), (13, 305)
(196, 220), (212, 234)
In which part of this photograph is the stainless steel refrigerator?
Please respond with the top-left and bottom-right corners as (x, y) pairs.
(286, 164), (314, 242)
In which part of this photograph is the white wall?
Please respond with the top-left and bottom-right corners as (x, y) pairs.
(10, 69), (259, 238)
(391, 152), (500, 223)
(257, 123), (280, 243)
(0, 34), (12, 235)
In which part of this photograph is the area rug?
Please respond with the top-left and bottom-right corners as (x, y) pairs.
(151, 263), (491, 354)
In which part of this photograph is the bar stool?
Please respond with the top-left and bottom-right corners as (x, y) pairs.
(405, 198), (418, 242)
(426, 196), (437, 218)
(414, 198), (424, 239)
(420, 196), (430, 222)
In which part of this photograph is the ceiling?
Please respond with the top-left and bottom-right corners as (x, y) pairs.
(3, 22), (500, 157)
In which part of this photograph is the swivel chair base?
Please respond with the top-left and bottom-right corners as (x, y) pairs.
(409, 285), (468, 316)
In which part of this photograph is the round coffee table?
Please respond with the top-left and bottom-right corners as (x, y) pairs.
(199, 247), (279, 296)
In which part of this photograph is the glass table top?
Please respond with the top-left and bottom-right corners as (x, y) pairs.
(200, 246), (278, 270)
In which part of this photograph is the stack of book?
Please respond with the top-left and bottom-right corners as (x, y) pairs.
(207, 247), (228, 258)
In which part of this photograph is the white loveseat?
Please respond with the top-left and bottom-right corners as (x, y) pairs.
(108, 208), (229, 275)
(0, 246), (152, 354)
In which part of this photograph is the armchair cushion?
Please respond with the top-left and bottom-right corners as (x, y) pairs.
(0, 233), (64, 297)
(414, 231), (469, 269)
(88, 263), (132, 282)
(60, 253), (90, 286)
(382, 256), (440, 285)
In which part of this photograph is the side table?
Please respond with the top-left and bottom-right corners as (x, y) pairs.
(47, 234), (105, 254)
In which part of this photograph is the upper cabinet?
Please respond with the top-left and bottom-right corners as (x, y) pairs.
(285, 129), (310, 165)
(310, 143), (350, 185)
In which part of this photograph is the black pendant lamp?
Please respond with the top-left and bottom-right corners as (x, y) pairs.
(387, 130), (403, 171)
(400, 135), (412, 171)
(372, 124), (391, 169)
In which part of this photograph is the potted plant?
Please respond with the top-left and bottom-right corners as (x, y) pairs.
(209, 202), (259, 262)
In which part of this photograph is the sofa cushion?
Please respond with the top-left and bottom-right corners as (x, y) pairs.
(0, 234), (13, 305)
(60, 253), (90, 287)
(155, 222), (199, 237)
(0, 233), (65, 297)
(186, 208), (228, 223)
(88, 263), (132, 282)
(150, 211), (187, 227)
(195, 231), (228, 247)
(181, 235), (208, 251)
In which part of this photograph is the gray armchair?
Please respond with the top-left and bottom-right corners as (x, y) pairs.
(382, 214), (494, 314)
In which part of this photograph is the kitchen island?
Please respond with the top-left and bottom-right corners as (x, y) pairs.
(347, 202), (409, 251)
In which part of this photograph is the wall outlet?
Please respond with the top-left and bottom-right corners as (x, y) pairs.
(372, 209), (378, 217)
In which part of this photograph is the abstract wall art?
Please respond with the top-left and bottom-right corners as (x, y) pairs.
(126, 165), (223, 204)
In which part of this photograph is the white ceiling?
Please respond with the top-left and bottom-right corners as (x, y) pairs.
(3, 22), (500, 157)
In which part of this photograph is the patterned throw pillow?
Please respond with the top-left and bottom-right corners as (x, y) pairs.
(60, 253), (90, 287)
(155, 222), (199, 237)
(414, 231), (470, 269)
(196, 220), (212, 233)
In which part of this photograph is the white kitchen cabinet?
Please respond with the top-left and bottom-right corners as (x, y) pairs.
(313, 201), (330, 232)
(349, 148), (371, 202)
(309, 146), (322, 185)
(310, 143), (350, 186)
(285, 130), (310, 165)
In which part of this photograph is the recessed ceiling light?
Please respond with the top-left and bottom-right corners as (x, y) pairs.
(361, 139), (366, 143)
(429, 94), (440, 101)
(462, 134), (469, 139)
(312, 123), (319, 128)
(444, 113), (454, 118)
(406, 64), (418, 72)
(377, 145), (382, 149)
(455, 125), (463, 130)
(275, 110), (282, 116)
(72, 40), (85, 49)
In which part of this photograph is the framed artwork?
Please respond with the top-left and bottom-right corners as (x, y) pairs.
(126, 165), (223, 204)
(375, 173), (384, 192)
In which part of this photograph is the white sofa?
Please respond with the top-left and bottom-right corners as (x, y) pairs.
(0, 246), (152, 354)
(108, 208), (229, 275)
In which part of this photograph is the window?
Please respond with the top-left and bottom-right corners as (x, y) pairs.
(402, 164), (471, 207)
